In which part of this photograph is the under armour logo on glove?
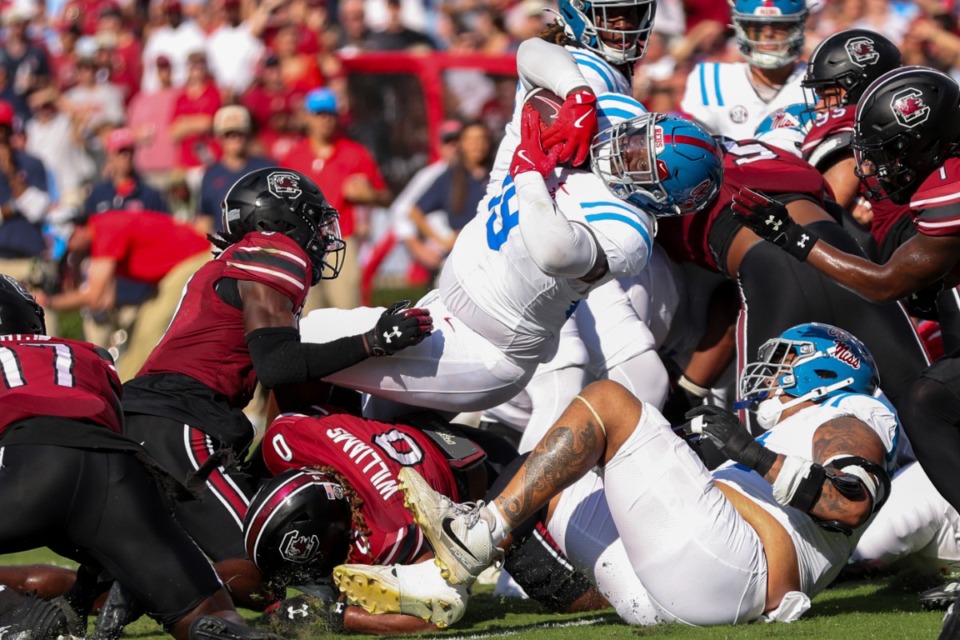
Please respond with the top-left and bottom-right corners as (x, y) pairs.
(541, 89), (598, 167)
(287, 603), (310, 619)
(731, 187), (820, 262)
(366, 300), (433, 356)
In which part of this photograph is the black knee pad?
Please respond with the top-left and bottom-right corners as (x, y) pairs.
(503, 522), (594, 612)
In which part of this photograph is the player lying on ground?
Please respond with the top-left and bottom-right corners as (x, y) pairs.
(239, 403), (607, 634)
(336, 322), (896, 628)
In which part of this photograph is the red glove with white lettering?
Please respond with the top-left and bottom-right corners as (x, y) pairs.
(509, 105), (561, 179)
(540, 88), (598, 167)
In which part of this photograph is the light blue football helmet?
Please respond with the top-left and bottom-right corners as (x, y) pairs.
(753, 103), (817, 156)
(590, 112), (723, 217)
(558, 0), (657, 65)
(731, 0), (809, 69)
(740, 322), (880, 407)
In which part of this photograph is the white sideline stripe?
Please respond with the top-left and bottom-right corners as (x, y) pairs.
(440, 615), (616, 640)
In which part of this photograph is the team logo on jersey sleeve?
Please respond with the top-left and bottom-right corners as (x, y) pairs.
(267, 171), (303, 199)
(845, 37), (879, 66)
(729, 105), (749, 124)
(890, 89), (931, 128)
(280, 529), (320, 564)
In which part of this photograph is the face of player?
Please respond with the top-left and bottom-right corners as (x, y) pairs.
(743, 20), (795, 56)
(814, 84), (846, 110)
(593, 5), (643, 53)
(621, 128), (652, 176)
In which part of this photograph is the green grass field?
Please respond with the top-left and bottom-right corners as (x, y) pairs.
(0, 548), (947, 639)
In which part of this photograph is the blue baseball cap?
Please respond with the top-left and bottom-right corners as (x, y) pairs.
(305, 88), (337, 115)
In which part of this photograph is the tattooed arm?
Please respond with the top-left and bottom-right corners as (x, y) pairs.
(758, 416), (886, 529)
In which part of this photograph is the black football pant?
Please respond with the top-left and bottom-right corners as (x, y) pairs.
(737, 221), (930, 430)
(899, 353), (960, 513)
(0, 443), (221, 627)
(125, 414), (258, 561)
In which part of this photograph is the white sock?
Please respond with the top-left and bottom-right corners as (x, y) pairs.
(483, 503), (510, 546)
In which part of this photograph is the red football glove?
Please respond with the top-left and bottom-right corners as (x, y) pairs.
(540, 89), (598, 167)
(509, 106), (561, 179)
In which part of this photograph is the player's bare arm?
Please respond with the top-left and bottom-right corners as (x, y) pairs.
(808, 415), (886, 528)
(806, 232), (960, 303)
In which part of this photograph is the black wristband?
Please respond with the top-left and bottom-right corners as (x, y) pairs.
(788, 463), (826, 512)
(782, 224), (819, 261)
(743, 442), (778, 477)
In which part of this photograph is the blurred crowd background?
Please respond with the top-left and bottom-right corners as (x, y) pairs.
(2, 0), (959, 358)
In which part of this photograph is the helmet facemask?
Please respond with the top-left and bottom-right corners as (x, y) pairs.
(591, 113), (671, 213)
(560, 0), (656, 65)
(852, 133), (923, 204)
(300, 202), (346, 284)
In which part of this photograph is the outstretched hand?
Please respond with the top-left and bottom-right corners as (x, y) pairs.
(731, 188), (818, 261)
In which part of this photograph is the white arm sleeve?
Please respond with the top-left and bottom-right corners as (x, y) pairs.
(517, 39), (590, 97)
(515, 172), (598, 278)
(14, 186), (51, 224)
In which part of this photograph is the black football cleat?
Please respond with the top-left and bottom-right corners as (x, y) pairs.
(922, 580), (960, 611)
(188, 616), (281, 640)
(941, 603), (960, 640)
(0, 592), (77, 640)
(90, 582), (145, 640)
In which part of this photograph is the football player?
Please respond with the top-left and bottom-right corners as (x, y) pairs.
(731, 68), (960, 635)
(242, 409), (604, 633)
(680, 0), (809, 140)
(303, 101), (723, 423)
(114, 168), (431, 614)
(0, 274), (278, 640)
(801, 32), (957, 339)
(656, 131), (929, 429)
(338, 323), (897, 628)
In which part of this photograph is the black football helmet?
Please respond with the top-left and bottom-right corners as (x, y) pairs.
(0, 274), (45, 335)
(243, 468), (352, 589)
(802, 29), (902, 112)
(853, 66), (960, 204)
(220, 168), (346, 285)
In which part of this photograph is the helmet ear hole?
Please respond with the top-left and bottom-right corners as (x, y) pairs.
(814, 369), (838, 380)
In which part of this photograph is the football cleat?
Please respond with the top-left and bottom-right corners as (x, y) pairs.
(397, 468), (503, 585)
(942, 602), (960, 640)
(922, 580), (960, 611)
(90, 582), (144, 640)
(332, 562), (468, 628)
(0, 593), (78, 640)
(188, 616), (281, 640)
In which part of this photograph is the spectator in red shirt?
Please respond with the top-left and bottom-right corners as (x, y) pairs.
(169, 51), (221, 192)
(127, 54), (179, 184)
(93, 6), (142, 102)
(272, 23), (323, 94)
(284, 87), (390, 311)
(35, 209), (211, 380)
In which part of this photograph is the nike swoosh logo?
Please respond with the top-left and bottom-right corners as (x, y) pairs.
(442, 517), (479, 561)
(517, 150), (532, 165)
(573, 111), (592, 129)
(444, 316), (456, 332)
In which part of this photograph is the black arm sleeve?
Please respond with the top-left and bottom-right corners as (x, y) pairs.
(246, 326), (369, 389)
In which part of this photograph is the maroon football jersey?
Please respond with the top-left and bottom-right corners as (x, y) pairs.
(263, 408), (459, 566)
(137, 232), (312, 408)
(0, 334), (122, 434)
(910, 157), (960, 237)
(658, 140), (828, 272)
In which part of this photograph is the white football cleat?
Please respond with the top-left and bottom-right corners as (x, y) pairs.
(332, 561), (468, 628)
(398, 467), (503, 585)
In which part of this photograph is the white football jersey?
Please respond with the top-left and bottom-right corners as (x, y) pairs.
(712, 394), (899, 597)
(441, 166), (653, 363)
(488, 45), (632, 188)
(680, 61), (807, 140)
